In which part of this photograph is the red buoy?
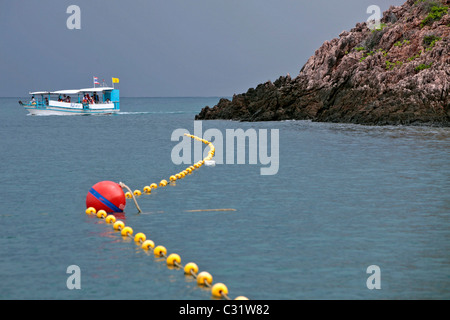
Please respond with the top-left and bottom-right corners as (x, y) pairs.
(86, 181), (126, 213)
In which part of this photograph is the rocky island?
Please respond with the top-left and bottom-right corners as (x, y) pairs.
(196, 0), (449, 126)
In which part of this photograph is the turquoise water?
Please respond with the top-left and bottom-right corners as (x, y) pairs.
(0, 97), (449, 300)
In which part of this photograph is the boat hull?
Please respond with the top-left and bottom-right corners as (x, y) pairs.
(25, 107), (118, 115)
(23, 101), (119, 115)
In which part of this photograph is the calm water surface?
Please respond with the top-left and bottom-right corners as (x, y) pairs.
(0, 97), (449, 299)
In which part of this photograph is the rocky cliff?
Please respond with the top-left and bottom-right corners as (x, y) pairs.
(196, 0), (450, 126)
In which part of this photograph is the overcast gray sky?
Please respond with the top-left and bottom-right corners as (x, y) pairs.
(0, 0), (405, 97)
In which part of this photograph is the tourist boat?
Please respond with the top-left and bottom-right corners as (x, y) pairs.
(19, 79), (120, 115)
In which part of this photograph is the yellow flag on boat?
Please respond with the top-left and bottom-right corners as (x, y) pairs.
(112, 77), (119, 84)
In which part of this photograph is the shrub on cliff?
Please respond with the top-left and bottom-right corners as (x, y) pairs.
(423, 34), (442, 49)
(414, 0), (445, 13)
(419, 3), (449, 27)
(415, 62), (433, 72)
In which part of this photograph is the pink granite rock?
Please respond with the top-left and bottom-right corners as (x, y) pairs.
(196, 0), (449, 126)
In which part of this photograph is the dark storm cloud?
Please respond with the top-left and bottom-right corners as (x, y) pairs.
(0, 0), (405, 97)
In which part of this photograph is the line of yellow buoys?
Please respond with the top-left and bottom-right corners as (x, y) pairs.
(85, 134), (248, 300)
(126, 134), (215, 198)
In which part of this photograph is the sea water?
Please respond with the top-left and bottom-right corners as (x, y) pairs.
(0, 97), (449, 299)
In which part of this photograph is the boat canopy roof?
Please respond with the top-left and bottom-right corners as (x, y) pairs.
(29, 91), (51, 95)
(29, 87), (114, 95)
(51, 89), (81, 95)
(78, 87), (114, 93)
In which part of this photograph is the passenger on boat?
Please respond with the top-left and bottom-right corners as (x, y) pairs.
(45, 97), (49, 105)
(93, 92), (99, 104)
(65, 95), (71, 102)
(58, 95), (63, 102)
(31, 96), (36, 105)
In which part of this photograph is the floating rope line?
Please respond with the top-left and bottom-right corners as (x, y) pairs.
(185, 209), (236, 212)
(122, 134), (215, 212)
(85, 134), (248, 300)
(86, 207), (248, 300)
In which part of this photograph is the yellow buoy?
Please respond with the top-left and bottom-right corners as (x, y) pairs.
(134, 232), (146, 243)
(169, 175), (177, 181)
(121, 226), (133, 237)
(105, 215), (116, 224)
(96, 210), (107, 219)
(150, 183), (158, 189)
(234, 296), (249, 300)
(143, 186), (151, 193)
(141, 240), (155, 250)
(113, 220), (125, 230)
(133, 190), (142, 196)
(85, 207), (96, 215)
(154, 245), (167, 257)
(125, 192), (132, 199)
(197, 271), (213, 286)
(175, 173), (182, 179)
(211, 283), (228, 298)
(184, 262), (199, 275)
(166, 253), (181, 266)
(159, 180), (168, 187)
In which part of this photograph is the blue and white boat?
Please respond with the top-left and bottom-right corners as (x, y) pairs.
(19, 84), (120, 115)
